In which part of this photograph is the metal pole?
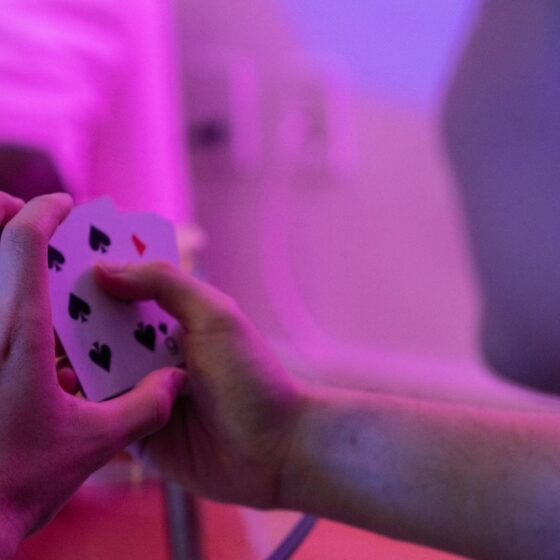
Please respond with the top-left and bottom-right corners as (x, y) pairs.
(164, 481), (199, 560)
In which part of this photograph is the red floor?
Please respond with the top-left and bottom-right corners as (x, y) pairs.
(16, 482), (170, 560)
(16, 481), (463, 560)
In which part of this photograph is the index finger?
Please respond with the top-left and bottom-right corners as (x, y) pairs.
(0, 193), (72, 302)
(95, 261), (242, 334)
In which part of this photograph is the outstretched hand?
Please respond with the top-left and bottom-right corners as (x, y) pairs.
(0, 193), (186, 557)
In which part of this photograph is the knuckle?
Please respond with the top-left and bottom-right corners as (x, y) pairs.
(4, 219), (45, 249)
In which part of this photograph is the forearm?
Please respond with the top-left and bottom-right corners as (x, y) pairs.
(280, 385), (560, 559)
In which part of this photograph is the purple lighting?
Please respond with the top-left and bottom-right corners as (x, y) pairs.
(279, 0), (478, 105)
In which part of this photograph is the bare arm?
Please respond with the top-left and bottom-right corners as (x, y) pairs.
(282, 386), (560, 559)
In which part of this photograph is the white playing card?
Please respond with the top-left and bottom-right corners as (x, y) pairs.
(49, 197), (185, 402)
(121, 211), (180, 265)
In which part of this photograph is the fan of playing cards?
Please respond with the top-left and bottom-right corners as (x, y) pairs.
(48, 197), (185, 402)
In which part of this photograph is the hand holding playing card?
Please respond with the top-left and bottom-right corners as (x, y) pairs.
(0, 193), (187, 556)
(95, 261), (305, 510)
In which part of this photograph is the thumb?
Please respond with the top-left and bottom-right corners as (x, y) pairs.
(101, 367), (188, 446)
(95, 261), (240, 333)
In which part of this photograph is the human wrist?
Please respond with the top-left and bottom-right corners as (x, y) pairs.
(276, 383), (326, 513)
(277, 385), (385, 524)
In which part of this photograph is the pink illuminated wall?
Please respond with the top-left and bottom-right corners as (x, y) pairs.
(280, 0), (478, 105)
(181, 0), (481, 371)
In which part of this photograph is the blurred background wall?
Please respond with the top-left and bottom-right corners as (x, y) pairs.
(180, 0), (483, 387)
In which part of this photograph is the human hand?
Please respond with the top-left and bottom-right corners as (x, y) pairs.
(94, 262), (305, 510)
(0, 193), (187, 557)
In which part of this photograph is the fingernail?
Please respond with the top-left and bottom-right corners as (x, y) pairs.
(97, 261), (128, 275)
(54, 192), (73, 203)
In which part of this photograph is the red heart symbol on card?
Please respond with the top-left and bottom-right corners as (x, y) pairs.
(132, 234), (147, 256)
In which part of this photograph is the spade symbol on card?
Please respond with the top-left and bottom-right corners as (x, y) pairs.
(132, 234), (147, 256)
(134, 323), (156, 352)
(48, 246), (65, 272)
(89, 225), (111, 253)
(158, 323), (168, 335)
(68, 293), (91, 323)
(89, 342), (111, 372)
